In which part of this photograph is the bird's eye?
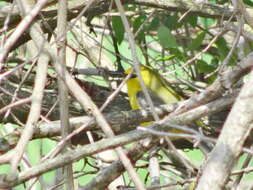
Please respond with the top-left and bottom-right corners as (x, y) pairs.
(130, 73), (137, 79)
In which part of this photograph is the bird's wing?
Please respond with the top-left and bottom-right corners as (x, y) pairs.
(136, 88), (165, 110)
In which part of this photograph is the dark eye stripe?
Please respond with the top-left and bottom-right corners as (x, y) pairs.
(130, 73), (137, 79)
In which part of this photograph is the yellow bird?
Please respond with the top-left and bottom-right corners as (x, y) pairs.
(125, 64), (183, 111)
(124, 64), (208, 147)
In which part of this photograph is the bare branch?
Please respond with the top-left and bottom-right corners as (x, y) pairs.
(195, 66), (253, 190)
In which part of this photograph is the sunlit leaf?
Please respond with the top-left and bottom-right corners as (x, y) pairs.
(156, 55), (176, 61)
(200, 17), (215, 29)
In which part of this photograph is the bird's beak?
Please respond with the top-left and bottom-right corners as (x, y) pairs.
(108, 71), (127, 78)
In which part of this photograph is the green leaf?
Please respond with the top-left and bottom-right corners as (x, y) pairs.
(243, 0), (253, 6)
(133, 15), (146, 42)
(170, 48), (185, 61)
(200, 17), (215, 29)
(112, 16), (125, 44)
(215, 37), (229, 60)
(188, 31), (206, 51)
(148, 16), (160, 31)
(156, 55), (176, 62)
(164, 14), (180, 30)
(185, 15), (198, 27)
(197, 60), (215, 73)
(211, 57), (219, 67)
(157, 25), (178, 48)
(133, 15), (146, 32)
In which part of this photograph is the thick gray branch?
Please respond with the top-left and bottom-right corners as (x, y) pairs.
(195, 69), (253, 190)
